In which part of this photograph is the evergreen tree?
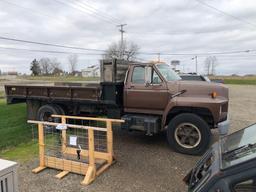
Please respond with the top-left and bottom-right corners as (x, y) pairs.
(30, 59), (41, 76)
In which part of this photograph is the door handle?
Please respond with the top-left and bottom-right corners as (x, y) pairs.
(127, 85), (134, 89)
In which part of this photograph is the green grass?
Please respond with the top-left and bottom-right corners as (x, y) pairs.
(0, 91), (4, 98)
(223, 79), (256, 85)
(21, 75), (99, 82)
(0, 141), (38, 162)
(210, 76), (256, 85)
(0, 99), (35, 161)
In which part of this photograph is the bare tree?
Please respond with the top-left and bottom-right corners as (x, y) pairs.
(104, 40), (139, 61)
(204, 57), (211, 75)
(50, 58), (63, 76)
(204, 56), (218, 75)
(39, 57), (52, 75)
(68, 54), (78, 75)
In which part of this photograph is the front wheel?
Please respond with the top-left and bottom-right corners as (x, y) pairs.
(166, 113), (211, 155)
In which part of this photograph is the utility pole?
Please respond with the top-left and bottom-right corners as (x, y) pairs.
(117, 24), (127, 59)
(192, 56), (198, 73)
(157, 53), (160, 62)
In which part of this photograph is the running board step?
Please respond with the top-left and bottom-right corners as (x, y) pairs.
(121, 114), (160, 135)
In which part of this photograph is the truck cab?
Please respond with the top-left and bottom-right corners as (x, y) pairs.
(121, 62), (229, 155)
(184, 123), (256, 192)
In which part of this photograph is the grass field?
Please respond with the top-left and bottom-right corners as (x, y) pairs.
(0, 91), (4, 98)
(211, 76), (256, 85)
(223, 78), (256, 85)
(0, 142), (38, 162)
(22, 75), (99, 82)
(22, 75), (255, 84)
(0, 99), (37, 161)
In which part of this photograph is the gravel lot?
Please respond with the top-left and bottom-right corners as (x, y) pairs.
(9, 84), (256, 192)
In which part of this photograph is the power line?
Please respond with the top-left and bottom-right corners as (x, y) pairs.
(76, 0), (122, 24)
(0, 36), (106, 52)
(0, 46), (104, 55)
(67, 0), (119, 25)
(0, 0), (67, 25)
(195, 0), (256, 28)
(0, 35), (256, 56)
(128, 28), (245, 36)
(138, 49), (255, 56)
(53, 0), (119, 25)
(1, 46), (256, 64)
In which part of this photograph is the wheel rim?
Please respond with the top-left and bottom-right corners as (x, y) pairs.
(40, 111), (54, 122)
(174, 123), (202, 149)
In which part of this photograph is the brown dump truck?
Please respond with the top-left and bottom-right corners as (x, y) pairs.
(5, 59), (229, 155)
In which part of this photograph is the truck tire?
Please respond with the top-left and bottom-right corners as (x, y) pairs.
(36, 104), (62, 122)
(54, 104), (65, 116)
(166, 113), (211, 155)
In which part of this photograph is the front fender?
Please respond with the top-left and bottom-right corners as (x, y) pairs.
(162, 96), (228, 129)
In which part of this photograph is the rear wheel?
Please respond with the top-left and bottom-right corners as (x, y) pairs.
(37, 104), (60, 122)
(167, 113), (211, 155)
(36, 104), (65, 148)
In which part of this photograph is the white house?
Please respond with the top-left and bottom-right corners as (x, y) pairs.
(82, 65), (100, 77)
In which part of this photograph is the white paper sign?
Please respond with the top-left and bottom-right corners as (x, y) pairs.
(56, 124), (67, 130)
(69, 136), (77, 146)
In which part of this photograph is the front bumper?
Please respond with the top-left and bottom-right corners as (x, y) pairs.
(217, 119), (230, 136)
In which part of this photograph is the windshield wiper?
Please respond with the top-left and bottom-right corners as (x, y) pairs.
(223, 143), (256, 161)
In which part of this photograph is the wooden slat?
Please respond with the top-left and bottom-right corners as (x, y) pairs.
(55, 171), (69, 179)
(88, 129), (95, 166)
(106, 121), (113, 164)
(32, 166), (46, 173)
(27, 120), (107, 132)
(81, 166), (96, 185)
(96, 164), (111, 176)
(64, 147), (111, 161)
(61, 117), (67, 153)
(38, 123), (45, 167)
(45, 156), (88, 175)
(51, 114), (125, 123)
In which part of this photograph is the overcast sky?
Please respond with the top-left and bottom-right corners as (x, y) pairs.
(0, 0), (256, 75)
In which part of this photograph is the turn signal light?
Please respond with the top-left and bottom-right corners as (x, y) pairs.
(211, 91), (218, 98)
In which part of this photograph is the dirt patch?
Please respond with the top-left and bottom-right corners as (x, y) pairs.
(16, 85), (256, 192)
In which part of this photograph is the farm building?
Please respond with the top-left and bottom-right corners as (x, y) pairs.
(82, 65), (100, 77)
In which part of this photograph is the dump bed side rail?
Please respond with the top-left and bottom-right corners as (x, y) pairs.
(5, 85), (101, 104)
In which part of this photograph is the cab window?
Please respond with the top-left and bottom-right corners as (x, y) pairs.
(152, 70), (162, 84)
(132, 66), (145, 84)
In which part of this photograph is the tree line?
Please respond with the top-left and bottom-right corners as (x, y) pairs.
(30, 40), (219, 76)
(30, 40), (139, 76)
(30, 54), (78, 76)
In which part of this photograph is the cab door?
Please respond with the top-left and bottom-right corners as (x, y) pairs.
(124, 65), (169, 114)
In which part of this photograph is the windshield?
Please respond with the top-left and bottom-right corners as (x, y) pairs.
(221, 123), (256, 169)
(155, 63), (181, 81)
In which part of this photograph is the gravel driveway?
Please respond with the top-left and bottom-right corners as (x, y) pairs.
(15, 84), (256, 192)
